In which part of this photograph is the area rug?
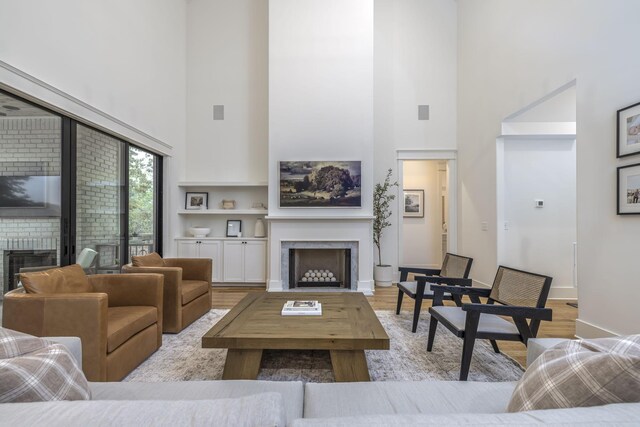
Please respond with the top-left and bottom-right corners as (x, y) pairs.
(124, 310), (524, 383)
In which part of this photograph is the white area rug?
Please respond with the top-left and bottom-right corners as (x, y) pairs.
(125, 309), (524, 383)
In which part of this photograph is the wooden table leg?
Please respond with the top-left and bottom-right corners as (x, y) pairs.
(330, 350), (370, 382)
(222, 349), (263, 380)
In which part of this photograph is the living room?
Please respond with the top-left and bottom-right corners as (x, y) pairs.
(1, 0), (639, 424)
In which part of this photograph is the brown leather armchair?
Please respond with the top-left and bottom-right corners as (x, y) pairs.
(2, 264), (163, 382)
(122, 253), (212, 333)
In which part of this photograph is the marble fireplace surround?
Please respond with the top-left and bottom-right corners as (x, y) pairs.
(281, 240), (358, 291)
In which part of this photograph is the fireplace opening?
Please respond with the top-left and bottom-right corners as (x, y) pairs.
(289, 248), (351, 289)
(3, 249), (57, 294)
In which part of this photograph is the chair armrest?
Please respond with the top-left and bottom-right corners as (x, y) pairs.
(122, 265), (182, 296)
(163, 258), (212, 282)
(2, 292), (108, 381)
(417, 276), (472, 287)
(430, 284), (491, 297)
(461, 303), (553, 321)
(89, 274), (163, 309)
(398, 267), (441, 282)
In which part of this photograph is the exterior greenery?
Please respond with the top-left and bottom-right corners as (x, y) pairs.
(128, 147), (155, 236)
(373, 168), (398, 266)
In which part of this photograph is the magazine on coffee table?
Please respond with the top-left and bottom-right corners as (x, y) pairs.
(281, 300), (322, 316)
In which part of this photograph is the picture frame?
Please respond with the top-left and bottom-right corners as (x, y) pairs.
(185, 192), (208, 210)
(403, 189), (424, 218)
(617, 101), (640, 158)
(617, 163), (640, 214)
(279, 161), (362, 208)
(226, 219), (242, 237)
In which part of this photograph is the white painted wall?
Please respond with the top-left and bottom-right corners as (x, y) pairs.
(499, 138), (577, 296)
(402, 160), (443, 268)
(0, 0), (187, 257)
(374, 0), (457, 277)
(185, 0), (268, 183)
(458, 0), (640, 336)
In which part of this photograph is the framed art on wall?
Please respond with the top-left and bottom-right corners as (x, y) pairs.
(185, 192), (208, 210)
(617, 101), (640, 158)
(403, 189), (424, 218)
(279, 161), (361, 208)
(617, 163), (640, 214)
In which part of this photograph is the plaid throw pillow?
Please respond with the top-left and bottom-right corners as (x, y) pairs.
(508, 335), (640, 412)
(0, 328), (90, 403)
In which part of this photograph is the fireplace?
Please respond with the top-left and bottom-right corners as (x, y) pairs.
(3, 249), (57, 294)
(289, 248), (351, 289)
(280, 240), (358, 290)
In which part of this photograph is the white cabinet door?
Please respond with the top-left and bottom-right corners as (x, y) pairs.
(243, 241), (266, 283)
(198, 240), (222, 283)
(223, 241), (244, 282)
(177, 240), (198, 258)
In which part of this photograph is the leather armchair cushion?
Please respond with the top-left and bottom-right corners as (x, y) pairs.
(107, 307), (158, 353)
(181, 280), (209, 305)
(20, 264), (91, 294)
(132, 252), (165, 267)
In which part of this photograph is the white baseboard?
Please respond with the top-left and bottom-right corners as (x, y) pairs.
(548, 287), (578, 299)
(358, 280), (374, 296)
(267, 280), (283, 292)
(575, 319), (619, 339)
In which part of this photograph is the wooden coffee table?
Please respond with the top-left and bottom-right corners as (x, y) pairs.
(202, 292), (389, 382)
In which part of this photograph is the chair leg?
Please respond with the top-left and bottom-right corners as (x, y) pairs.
(490, 340), (500, 353)
(411, 294), (424, 333)
(460, 311), (480, 381)
(396, 289), (403, 315)
(427, 316), (438, 351)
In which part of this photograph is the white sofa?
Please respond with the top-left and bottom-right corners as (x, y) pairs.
(1, 338), (639, 426)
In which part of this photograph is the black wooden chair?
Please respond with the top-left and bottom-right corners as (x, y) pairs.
(396, 253), (473, 332)
(426, 265), (553, 380)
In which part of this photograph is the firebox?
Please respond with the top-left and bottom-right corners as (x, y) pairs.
(289, 248), (351, 289)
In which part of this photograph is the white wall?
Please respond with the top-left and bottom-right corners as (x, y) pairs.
(499, 139), (577, 296)
(185, 0), (268, 183)
(374, 0), (457, 276)
(402, 160), (443, 268)
(0, 0), (187, 257)
(458, 0), (640, 336)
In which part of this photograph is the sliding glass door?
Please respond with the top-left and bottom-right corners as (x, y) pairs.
(128, 146), (161, 260)
(0, 92), (63, 294)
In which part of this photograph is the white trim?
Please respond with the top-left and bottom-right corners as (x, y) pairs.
(266, 216), (374, 221)
(499, 134), (576, 140)
(575, 319), (619, 339)
(268, 280), (284, 291)
(357, 280), (374, 296)
(0, 59), (173, 156)
(397, 149), (457, 160)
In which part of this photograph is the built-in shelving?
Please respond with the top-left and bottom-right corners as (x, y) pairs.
(178, 181), (268, 187)
(178, 209), (268, 215)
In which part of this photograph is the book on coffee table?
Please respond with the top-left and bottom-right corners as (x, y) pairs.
(281, 300), (322, 316)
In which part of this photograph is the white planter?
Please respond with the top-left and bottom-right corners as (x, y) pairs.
(374, 265), (394, 287)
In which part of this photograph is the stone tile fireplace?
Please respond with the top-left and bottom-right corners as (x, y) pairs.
(282, 241), (358, 290)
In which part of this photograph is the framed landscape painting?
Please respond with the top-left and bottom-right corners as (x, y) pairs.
(617, 163), (640, 214)
(279, 161), (361, 207)
(617, 101), (640, 158)
(403, 189), (424, 218)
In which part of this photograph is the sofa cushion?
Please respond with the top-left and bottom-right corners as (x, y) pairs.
(0, 393), (286, 427)
(430, 306), (520, 335)
(181, 280), (209, 305)
(107, 307), (158, 353)
(0, 328), (90, 403)
(131, 252), (165, 267)
(303, 380), (516, 419)
(508, 334), (640, 412)
(20, 264), (91, 294)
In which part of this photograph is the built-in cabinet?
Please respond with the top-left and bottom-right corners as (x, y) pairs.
(223, 240), (267, 283)
(176, 239), (222, 283)
(175, 182), (268, 285)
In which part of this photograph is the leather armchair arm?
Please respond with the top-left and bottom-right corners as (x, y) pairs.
(89, 273), (163, 309)
(2, 291), (108, 381)
(163, 258), (212, 282)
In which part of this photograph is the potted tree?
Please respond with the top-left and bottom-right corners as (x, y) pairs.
(373, 168), (398, 287)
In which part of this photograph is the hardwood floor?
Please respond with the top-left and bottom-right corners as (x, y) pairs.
(211, 285), (578, 368)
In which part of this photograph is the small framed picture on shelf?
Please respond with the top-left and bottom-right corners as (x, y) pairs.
(403, 189), (424, 218)
(617, 101), (640, 158)
(185, 192), (208, 210)
(226, 220), (242, 237)
(617, 163), (640, 214)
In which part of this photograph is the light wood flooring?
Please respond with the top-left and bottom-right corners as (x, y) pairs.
(211, 285), (577, 368)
